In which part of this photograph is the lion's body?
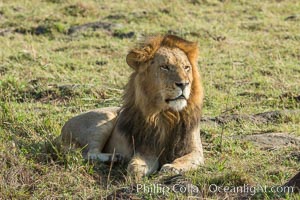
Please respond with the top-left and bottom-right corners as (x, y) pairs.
(60, 35), (205, 177)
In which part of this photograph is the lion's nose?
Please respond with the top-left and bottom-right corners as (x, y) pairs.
(175, 81), (189, 91)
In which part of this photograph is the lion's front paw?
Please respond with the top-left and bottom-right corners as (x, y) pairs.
(127, 162), (148, 180)
(160, 164), (182, 174)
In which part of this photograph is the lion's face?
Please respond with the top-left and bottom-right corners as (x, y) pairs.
(126, 35), (201, 116)
(144, 47), (193, 111)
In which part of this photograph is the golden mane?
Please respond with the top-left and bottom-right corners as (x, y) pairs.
(118, 35), (204, 165)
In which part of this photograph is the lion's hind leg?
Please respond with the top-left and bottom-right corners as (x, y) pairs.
(61, 107), (122, 162)
(86, 151), (123, 163)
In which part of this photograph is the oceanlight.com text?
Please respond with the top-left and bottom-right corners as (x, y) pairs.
(209, 184), (294, 195)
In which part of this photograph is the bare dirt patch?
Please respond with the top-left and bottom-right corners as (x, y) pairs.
(239, 132), (300, 150)
(201, 109), (300, 125)
(67, 21), (115, 35)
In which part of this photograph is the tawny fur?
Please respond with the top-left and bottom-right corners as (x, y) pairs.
(60, 34), (205, 178)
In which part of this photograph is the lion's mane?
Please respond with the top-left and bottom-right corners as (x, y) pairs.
(117, 35), (204, 164)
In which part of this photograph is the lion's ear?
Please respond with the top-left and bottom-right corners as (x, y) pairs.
(126, 51), (140, 70)
(126, 46), (153, 70)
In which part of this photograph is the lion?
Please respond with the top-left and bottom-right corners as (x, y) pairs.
(60, 34), (204, 178)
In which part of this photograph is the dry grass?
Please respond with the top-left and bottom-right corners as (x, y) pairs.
(0, 0), (299, 199)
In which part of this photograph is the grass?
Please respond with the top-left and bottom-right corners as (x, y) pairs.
(0, 0), (299, 199)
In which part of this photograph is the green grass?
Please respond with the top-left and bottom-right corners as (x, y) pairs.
(0, 0), (299, 199)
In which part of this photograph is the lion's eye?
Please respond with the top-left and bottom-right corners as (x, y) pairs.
(184, 66), (191, 71)
(160, 65), (170, 71)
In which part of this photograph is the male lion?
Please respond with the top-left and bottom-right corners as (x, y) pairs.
(60, 35), (204, 178)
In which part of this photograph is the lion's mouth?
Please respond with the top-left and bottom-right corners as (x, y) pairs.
(166, 95), (186, 103)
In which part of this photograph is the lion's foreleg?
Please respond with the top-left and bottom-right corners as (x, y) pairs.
(161, 126), (204, 173)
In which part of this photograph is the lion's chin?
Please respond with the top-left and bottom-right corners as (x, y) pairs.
(167, 99), (187, 111)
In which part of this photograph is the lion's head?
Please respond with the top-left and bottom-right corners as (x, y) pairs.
(125, 35), (203, 118)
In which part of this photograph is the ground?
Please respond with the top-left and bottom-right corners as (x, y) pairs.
(0, 0), (299, 199)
